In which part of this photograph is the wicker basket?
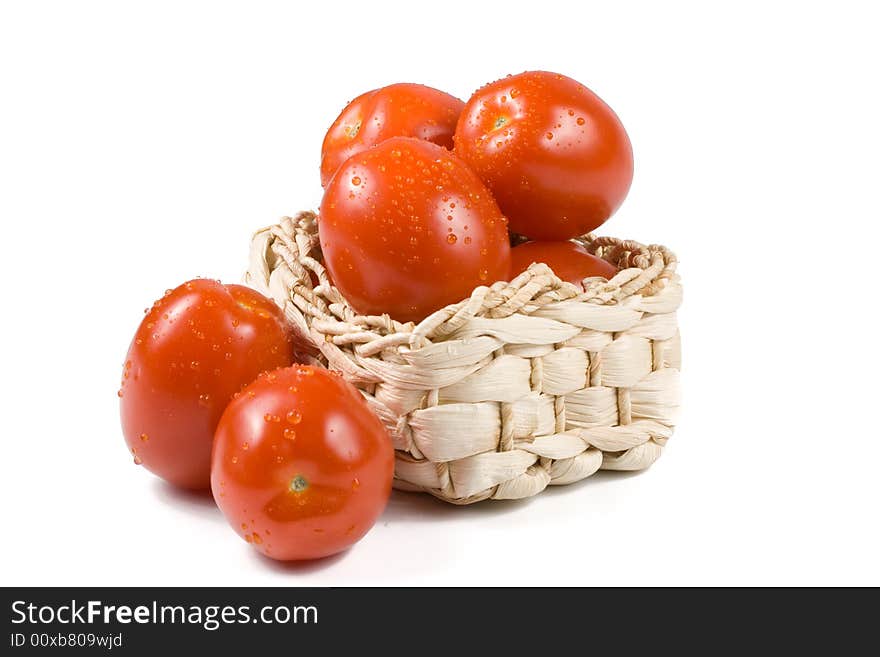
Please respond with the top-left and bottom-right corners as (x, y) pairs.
(245, 211), (682, 504)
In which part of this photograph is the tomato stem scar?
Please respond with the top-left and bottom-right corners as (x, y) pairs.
(345, 120), (362, 139)
(290, 474), (309, 492)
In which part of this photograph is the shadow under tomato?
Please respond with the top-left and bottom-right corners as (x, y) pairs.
(380, 489), (534, 523)
(151, 479), (221, 517)
(249, 547), (349, 574)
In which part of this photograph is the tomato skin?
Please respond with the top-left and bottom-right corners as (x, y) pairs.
(119, 279), (300, 490)
(454, 71), (633, 240)
(510, 241), (618, 288)
(211, 366), (394, 561)
(321, 83), (464, 187)
(319, 136), (511, 323)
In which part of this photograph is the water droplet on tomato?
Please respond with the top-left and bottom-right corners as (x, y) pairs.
(479, 269), (489, 281)
(283, 428), (297, 441)
(447, 234), (457, 244)
(139, 433), (149, 442)
(286, 410), (302, 424)
(545, 132), (554, 140)
(576, 117), (585, 126)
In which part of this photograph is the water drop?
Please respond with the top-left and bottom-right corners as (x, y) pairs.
(286, 410), (302, 424)
(447, 234), (458, 244)
(139, 433), (149, 442)
(545, 132), (554, 140)
(283, 428), (297, 441)
(576, 117), (585, 126)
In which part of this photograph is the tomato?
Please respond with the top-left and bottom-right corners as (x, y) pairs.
(454, 71), (633, 240)
(319, 136), (511, 323)
(119, 279), (301, 490)
(510, 241), (618, 288)
(320, 83), (464, 187)
(211, 366), (394, 561)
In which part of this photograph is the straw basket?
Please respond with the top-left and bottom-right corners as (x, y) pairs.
(246, 211), (682, 504)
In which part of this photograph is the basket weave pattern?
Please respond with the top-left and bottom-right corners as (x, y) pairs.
(246, 211), (682, 504)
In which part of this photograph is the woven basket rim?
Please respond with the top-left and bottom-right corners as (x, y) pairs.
(247, 210), (680, 351)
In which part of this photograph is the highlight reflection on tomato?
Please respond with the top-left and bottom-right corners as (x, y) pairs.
(211, 366), (394, 561)
(455, 70), (633, 240)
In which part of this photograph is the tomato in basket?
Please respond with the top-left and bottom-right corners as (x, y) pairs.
(319, 136), (511, 323)
(454, 70), (633, 240)
(119, 279), (304, 490)
(320, 83), (464, 187)
(211, 366), (394, 561)
(510, 241), (618, 288)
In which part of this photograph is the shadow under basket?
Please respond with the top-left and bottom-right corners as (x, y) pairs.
(246, 211), (682, 504)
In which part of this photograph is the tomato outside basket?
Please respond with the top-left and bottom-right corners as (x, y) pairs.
(246, 211), (682, 504)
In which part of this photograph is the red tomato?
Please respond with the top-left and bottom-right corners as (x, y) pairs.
(454, 71), (633, 240)
(510, 241), (618, 288)
(119, 279), (301, 490)
(320, 83), (464, 187)
(319, 136), (511, 323)
(211, 366), (394, 561)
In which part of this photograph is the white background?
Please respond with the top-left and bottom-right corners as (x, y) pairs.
(2, 0), (878, 586)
